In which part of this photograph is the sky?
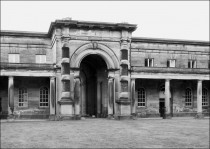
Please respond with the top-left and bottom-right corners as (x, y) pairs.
(1, 1), (209, 41)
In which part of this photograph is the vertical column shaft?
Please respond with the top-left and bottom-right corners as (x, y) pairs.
(50, 77), (56, 115)
(197, 80), (202, 113)
(108, 77), (114, 115)
(165, 79), (170, 115)
(97, 82), (101, 116)
(8, 76), (14, 114)
(131, 79), (136, 114)
(74, 77), (81, 116)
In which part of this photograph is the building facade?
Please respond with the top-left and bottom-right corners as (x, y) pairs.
(0, 18), (209, 120)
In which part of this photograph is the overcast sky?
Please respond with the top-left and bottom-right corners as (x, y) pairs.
(1, 1), (209, 41)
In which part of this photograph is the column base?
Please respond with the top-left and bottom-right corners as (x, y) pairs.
(58, 115), (81, 120)
(195, 113), (204, 119)
(163, 114), (172, 119)
(107, 114), (115, 120)
(49, 115), (59, 121)
(114, 115), (132, 120)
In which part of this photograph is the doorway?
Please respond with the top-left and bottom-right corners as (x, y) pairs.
(80, 55), (108, 117)
(159, 98), (165, 117)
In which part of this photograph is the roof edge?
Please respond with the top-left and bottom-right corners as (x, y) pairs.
(0, 30), (49, 38)
(132, 37), (210, 46)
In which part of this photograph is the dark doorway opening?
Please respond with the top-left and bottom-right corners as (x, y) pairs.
(159, 98), (165, 117)
(80, 55), (108, 117)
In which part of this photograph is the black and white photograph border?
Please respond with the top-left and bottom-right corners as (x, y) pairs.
(0, 1), (209, 148)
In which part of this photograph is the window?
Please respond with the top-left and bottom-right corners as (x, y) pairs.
(185, 88), (192, 106)
(167, 59), (176, 68)
(202, 88), (208, 106)
(19, 88), (28, 107)
(36, 55), (46, 63)
(8, 54), (20, 63)
(137, 88), (146, 107)
(121, 50), (128, 60)
(62, 47), (69, 58)
(40, 87), (49, 107)
(145, 58), (154, 67)
(188, 60), (196, 68)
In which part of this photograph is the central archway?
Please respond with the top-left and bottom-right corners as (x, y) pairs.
(80, 54), (108, 117)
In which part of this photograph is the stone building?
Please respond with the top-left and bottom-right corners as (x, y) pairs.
(0, 18), (209, 120)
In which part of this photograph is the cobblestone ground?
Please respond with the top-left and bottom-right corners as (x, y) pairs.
(1, 117), (209, 148)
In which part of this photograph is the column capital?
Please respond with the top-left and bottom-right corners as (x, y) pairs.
(50, 76), (56, 80)
(9, 76), (14, 79)
(197, 80), (203, 83)
(165, 79), (171, 82)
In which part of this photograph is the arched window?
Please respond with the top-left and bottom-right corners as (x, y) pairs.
(40, 87), (49, 107)
(202, 88), (208, 106)
(185, 88), (192, 106)
(137, 88), (146, 107)
(19, 88), (28, 107)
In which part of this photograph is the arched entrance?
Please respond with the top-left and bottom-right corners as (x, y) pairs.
(80, 55), (108, 117)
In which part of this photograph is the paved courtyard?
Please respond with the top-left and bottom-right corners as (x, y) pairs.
(1, 117), (209, 148)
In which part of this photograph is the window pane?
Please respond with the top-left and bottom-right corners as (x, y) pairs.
(137, 88), (146, 107)
(170, 60), (176, 67)
(9, 54), (20, 63)
(36, 55), (46, 63)
(40, 87), (49, 107)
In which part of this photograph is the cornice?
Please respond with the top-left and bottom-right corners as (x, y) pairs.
(48, 19), (137, 36)
(0, 30), (49, 38)
(132, 37), (210, 46)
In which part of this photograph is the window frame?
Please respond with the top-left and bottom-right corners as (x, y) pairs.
(36, 54), (46, 64)
(8, 53), (20, 63)
(137, 88), (146, 107)
(167, 59), (176, 68)
(39, 87), (49, 107)
(145, 58), (154, 67)
(185, 88), (192, 107)
(202, 88), (208, 106)
(18, 88), (28, 107)
(188, 60), (197, 68)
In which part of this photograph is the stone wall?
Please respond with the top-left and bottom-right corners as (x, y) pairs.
(131, 42), (209, 68)
(0, 35), (52, 64)
(12, 77), (50, 118)
(135, 79), (210, 117)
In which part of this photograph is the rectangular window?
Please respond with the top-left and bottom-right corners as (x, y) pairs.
(188, 60), (196, 68)
(36, 55), (46, 63)
(137, 88), (146, 107)
(19, 88), (28, 107)
(185, 88), (192, 106)
(145, 58), (154, 67)
(167, 59), (176, 67)
(8, 54), (20, 63)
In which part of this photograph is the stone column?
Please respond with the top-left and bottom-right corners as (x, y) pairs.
(8, 76), (14, 115)
(108, 77), (114, 117)
(97, 81), (101, 117)
(165, 79), (171, 119)
(49, 77), (56, 119)
(74, 76), (81, 119)
(195, 80), (204, 118)
(131, 78), (136, 115)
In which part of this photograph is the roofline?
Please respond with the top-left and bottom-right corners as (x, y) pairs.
(132, 37), (210, 46)
(0, 30), (49, 38)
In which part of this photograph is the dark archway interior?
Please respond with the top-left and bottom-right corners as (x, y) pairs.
(80, 55), (107, 117)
